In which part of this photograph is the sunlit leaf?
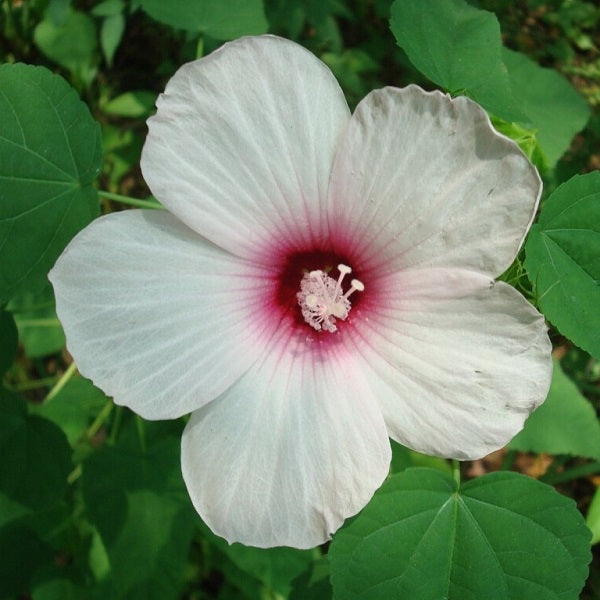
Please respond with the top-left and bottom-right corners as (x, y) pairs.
(502, 48), (590, 167)
(34, 11), (98, 82)
(0, 64), (101, 303)
(100, 13), (125, 66)
(525, 172), (600, 359)
(585, 485), (600, 545)
(390, 0), (525, 121)
(509, 360), (600, 459)
(330, 468), (591, 599)
(103, 91), (157, 118)
(91, 0), (125, 17)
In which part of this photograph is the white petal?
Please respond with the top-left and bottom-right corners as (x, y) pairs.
(141, 35), (350, 262)
(348, 268), (552, 459)
(181, 324), (391, 548)
(49, 210), (277, 420)
(328, 86), (541, 278)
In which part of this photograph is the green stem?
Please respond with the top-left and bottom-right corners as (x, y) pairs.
(4, 0), (15, 38)
(577, 381), (600, 397)
(67, 464), (82, 485)
(17, 317), (60, 327)
(541, 461), (600, 485)
(501, 450), (517, 470)
(196, 35), (204, 59)
(5, 375), (60, 391)
(98, 190), (164, 210)
(452, 459), (461, 488)
(44, 362), (77, 403)
(136, 416), (147, 454)
(109, 405), (124, 444)
(8, 301), (56, 314)
(87, 399), (114, 440)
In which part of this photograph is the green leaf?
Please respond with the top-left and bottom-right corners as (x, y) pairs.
(47, 0), (72, 25)
(329, 468), (591, 600)
(0, 523), (55, 598)
(0, 389), (71, 511)
(0, 309), (18, 377)
(0, 490), (31, 529)
(106, 489), (194, 599)
(100, 13), (125, 66)
(103, 90), (157, 118)
(201, 525), (313, 597)
(390, 439), (453, 475)
(502, 48), (590, 167)
(31, 577), (86, 600)
(204, 546), (266, 600)
(585, 485), (600, 545)
(290, 556), (332, 600)
(509, 360), (600, 459)
(140, 0), (268, 39)
(91, 0), (125, 17)
(34, 11), (98, 82)
(9, 283), (64, 358)
(490, 117), (548, 172)
(31, 377), (109, 446)
(82, 434), (195, 599)
(525, 172), (600, 359)
(389, 0), (524, 122)
(0, 63), (102, 304)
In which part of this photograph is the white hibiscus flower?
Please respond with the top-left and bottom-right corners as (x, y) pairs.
(49, 35), (552, 549)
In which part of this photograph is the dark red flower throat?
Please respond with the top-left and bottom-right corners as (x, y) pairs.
(275, 249), (365, 333)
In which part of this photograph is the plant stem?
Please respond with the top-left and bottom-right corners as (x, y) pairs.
(501, 450), (517, 470)
(44, 362), (77, 403)
(109, 405), (124, 444)
(577, 381), (600, 397)
(136, 415), (147, 454)
(17, 317), (60, 327)
(8, 301), (56, 314)
(6, 376), (60, 391)
(87, 399), (114, 441)
(196, 35), (204, 59)
(452, 459), (461, 488)
(67, 464), (82, 485)
(98, 190), (164, 210)
(541, 461), (600, 485)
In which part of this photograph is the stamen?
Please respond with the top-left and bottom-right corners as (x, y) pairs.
(334, 263), (351, 298)
(343, 279), (365, 300)
(297, 264), (364, 333)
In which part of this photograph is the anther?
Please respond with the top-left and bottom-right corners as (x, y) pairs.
(343, 278), (365, 300)
(296, 265), (365, 333)
(334, 263), (351, 297)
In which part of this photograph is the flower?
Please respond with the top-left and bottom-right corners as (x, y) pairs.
(49, 35), (552, 549)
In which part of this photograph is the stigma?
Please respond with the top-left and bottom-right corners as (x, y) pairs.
(297, 264), (364, 332)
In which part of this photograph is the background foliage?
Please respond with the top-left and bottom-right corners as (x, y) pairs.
(1, 0), (600, 598)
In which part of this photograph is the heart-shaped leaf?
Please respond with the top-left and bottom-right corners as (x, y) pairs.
(509, 360), (600, 459)
(525, 172), (600, 359)
(0, 63), (101, 303)
(330, 468), (591, 600)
